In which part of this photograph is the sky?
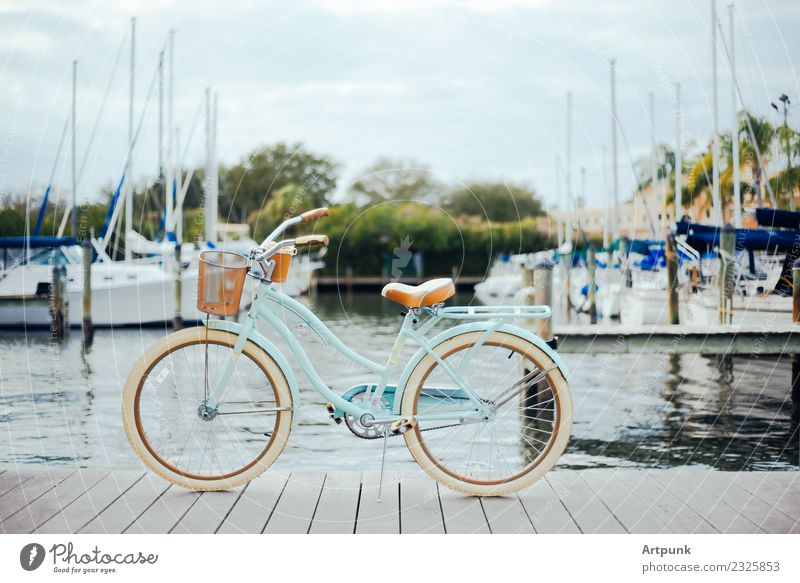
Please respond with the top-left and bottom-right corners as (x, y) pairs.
(0, 0), (798, 214)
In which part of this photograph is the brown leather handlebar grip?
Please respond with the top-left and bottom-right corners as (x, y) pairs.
(294, 235), (329, 248)
(299, 207), (329, 222)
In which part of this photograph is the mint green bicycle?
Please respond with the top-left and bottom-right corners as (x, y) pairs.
(123, 208), (572, 496)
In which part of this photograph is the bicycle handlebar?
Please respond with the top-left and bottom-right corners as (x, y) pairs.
(294, 235), (329, 248)
(260, 207), (330, 247)
(299, 207), (329, 222)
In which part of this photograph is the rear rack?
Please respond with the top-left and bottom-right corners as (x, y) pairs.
(438, 305), (551, 320)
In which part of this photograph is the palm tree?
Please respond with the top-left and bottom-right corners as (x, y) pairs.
(739, 111), (775, 208)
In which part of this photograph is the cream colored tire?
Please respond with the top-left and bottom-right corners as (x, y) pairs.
(122, 327), (292, 491)
(400, 330), (572, 497)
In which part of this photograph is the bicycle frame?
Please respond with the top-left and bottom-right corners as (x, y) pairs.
(203, 279), (560, 427)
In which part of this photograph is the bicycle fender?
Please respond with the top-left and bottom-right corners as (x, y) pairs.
(206, 319), (301, 423)
(393, 321), (570, 415)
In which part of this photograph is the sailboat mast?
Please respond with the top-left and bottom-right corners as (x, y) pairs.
(649, 91), (657, 224)
(729, 4), (742, 228)
(168, 29), (175, 240)
(72, 59), (78, 239)
(158, 49), (166, 237)
(610, 59), (620, 241)
(125, 17), (135, 260)
(204, 88), (217, 244)
(555, 155), (563, 246)
(675, 82), (682, 224)
(711, 0), (722, 225)
(566, 91), (573, 247)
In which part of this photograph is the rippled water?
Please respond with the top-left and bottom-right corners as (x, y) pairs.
(0, 292), (797, 472)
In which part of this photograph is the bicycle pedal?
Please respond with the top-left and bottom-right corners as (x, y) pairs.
(325, 402), (343, 424)
(390, 417), (417, 435)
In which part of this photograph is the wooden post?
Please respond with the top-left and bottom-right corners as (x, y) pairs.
(534, 261), (554, 340)
(791, 259), (800, 431)
(619, 237), (632, 288)
(587, 245), (597, 324)
(173, 243), (183, 330)
(346, 265), (354, 296)
(666, 232), (680, 325)
(82, 231), (93, 344)
(50, 260), (67, 339)
(719, 227), (735, 325)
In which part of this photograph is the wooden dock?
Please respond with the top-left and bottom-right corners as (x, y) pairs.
(1, 468), (797, 534)
(552, 323), (800, 354)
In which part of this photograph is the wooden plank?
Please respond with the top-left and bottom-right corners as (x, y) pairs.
(399, 476), (445, 534)
(355, 471), (400, 534)
(437, 484), (490, 534)
(731, 472), (800, 525)
(216, 471), (288, 534)
(263, 472), (326, 534)
(581, 469), (671, 534)
(0, 470), (109, 534)
(649, 470), (764, 534)
(480, 496), (534, 534)
(612, 471), (717, 534)
(0, 470), (29, 497)
(546, 471), (626, 534)
(79, 474), (171, 534)
(0, 468), (75, 523)
(308, 472), (361, 534)
(708, 474), (798, 534)
(124, 485), (202, 534)
(170, 488), (245, 534)
(518, 476), (581, 534)
(36, 471), (144, 534)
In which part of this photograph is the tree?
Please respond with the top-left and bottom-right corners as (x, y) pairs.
(739, 111), (775, 207)
(347, 158), (441, 204)
(220, 143), (339, 220)
(445, 181), (544, 222)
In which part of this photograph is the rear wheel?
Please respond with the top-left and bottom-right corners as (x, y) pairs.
(122, 327), (293, 490)
(400, 330), (571, 496)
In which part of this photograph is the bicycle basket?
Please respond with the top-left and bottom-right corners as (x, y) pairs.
(264, 242), (297, 283)
(197, 251), (249, 316)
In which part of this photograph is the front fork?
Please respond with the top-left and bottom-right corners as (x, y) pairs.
(202, 313), (257, 414)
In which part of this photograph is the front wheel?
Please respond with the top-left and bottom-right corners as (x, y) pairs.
(122, 327), (293, 490)
(400, 330), (572, 496)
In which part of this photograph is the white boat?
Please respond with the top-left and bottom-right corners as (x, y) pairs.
(0, 244), (180, 327)
(474, 254), (529, 305)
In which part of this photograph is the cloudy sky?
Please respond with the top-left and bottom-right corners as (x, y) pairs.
(0, 0), (797, 213)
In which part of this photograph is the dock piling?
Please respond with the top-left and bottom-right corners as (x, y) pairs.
(587, 245), (597, 324)
(718, 226), (735, 324)
(174, 243), (183, 330)
(666, 232), (680, 325)
(50, 261), (68, 338)
(82, 231), (93, 344)
(792, 258), (800, 433)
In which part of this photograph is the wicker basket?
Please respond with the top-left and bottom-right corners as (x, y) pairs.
(197, 251), (249, 316)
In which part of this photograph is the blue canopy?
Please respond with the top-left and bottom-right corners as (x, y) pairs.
(755, 208), (800, 230)
(676, 220), (800, 251)
(0, 236), (79, 249)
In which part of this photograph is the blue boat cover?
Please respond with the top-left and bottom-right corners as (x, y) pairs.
(0, 236), (79, 249)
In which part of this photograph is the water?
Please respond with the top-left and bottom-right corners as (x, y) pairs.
(0, 293), (797, 473)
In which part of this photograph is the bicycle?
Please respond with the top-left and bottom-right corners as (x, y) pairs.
(122, 208), (573, 497)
